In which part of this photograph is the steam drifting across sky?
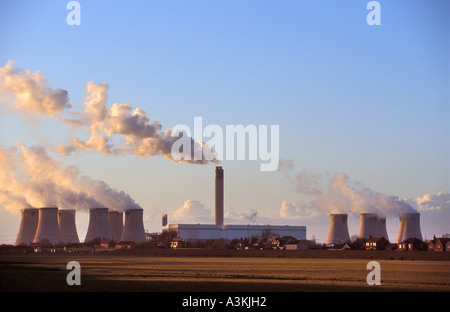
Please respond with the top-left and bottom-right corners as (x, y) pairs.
(278, 160), (419, 218)
(0, 143), (141, 214)
(0, 60), (212, 164)
(0, 60), (214, 214)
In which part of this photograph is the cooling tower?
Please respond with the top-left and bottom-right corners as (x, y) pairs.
(120, 209), (146, 242)
(396, 212), (423, 243)
(33, 207), (61, 245)
(15, 208), (39, 246)
(58, 209), (80, 244)
(326, 214), (350, 244)
(377, 215), (389, 242)
(84, 208), (111, 242)
(215, 166), (224, 225)
(358, 213), (380, 240)
(108, 210), (123, 242)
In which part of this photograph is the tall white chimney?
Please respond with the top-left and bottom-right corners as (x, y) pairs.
(215, 166), (224, 226)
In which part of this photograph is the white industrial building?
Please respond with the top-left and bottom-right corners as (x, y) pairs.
(168, 224), (306, 242)
(166, 167), (307, 242)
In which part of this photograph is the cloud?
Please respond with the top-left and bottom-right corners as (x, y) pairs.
(279, 200), (320, 219)
(171, 200), (213, 223)
(410, 191), (450, 211)
(0, 60), (70, 118)
(278, 160), (418, 217)
(0, 61), (216, 165)
(0, 143), (142, 214)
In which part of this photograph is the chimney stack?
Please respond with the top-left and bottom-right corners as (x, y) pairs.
(162, 214), (168, 227)
(215, 166), (224, 225)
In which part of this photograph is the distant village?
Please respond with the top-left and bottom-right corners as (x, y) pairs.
(1, 229), (450, 254)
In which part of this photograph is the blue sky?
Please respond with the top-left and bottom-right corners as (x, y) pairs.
(0, 0), (448, 243)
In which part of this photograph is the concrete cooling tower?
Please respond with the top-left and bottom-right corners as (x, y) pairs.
(396, 212), (423, 243)
(84, 208), (111, 242)
(33, 207), (61, 244)
(58, 209), (80, 244)
(120, 209), (146, 242)
(15, 208), (39, 246)
(358, 213), (380, 240)
(108, 210), (123, 242)
(326, 214), (351, 244)
(377, 215), (389, 242)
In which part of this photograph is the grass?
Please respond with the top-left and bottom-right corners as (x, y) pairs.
(1, 250), (449, 292)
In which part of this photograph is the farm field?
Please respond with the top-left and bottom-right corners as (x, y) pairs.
(1, 250), (449, 292)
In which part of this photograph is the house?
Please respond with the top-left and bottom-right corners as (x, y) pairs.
(116, 241), (135, 249)
(428, 236), (437, 251)
(433, 237), (450, 251)
(398, 237), (427, 251)
(170, 238), (187, 248)
(365, 237), (389, 250)
(100, 239), (116, 248)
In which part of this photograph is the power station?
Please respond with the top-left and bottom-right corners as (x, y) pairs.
(15, 206), (145, 245)
(13, 166), (424, 248)
(326, 211), (422, 245)
(167, 166), (307, 242)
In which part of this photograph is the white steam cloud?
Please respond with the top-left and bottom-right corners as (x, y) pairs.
(0, 60), (70, 118)
(0, 60), (215, 164)
(0, 143), (141, 214)
(279, 160), (418, 218)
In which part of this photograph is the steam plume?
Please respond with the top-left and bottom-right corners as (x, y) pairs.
(0, 60), (215, 164)
(0, 60), (70, 118)
(281, 161), (418, 217)
(0, 143), (141, 214)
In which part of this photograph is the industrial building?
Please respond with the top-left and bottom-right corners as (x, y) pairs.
(168, 223), (306, 242)
(166, 166), (307, 242)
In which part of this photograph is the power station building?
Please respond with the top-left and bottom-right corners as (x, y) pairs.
(168, 223), (306, 242)
(167, 166), (307, 242)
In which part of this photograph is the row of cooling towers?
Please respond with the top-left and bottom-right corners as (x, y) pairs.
(15, 207), (146, 246)
(326, 212), (423, 244)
